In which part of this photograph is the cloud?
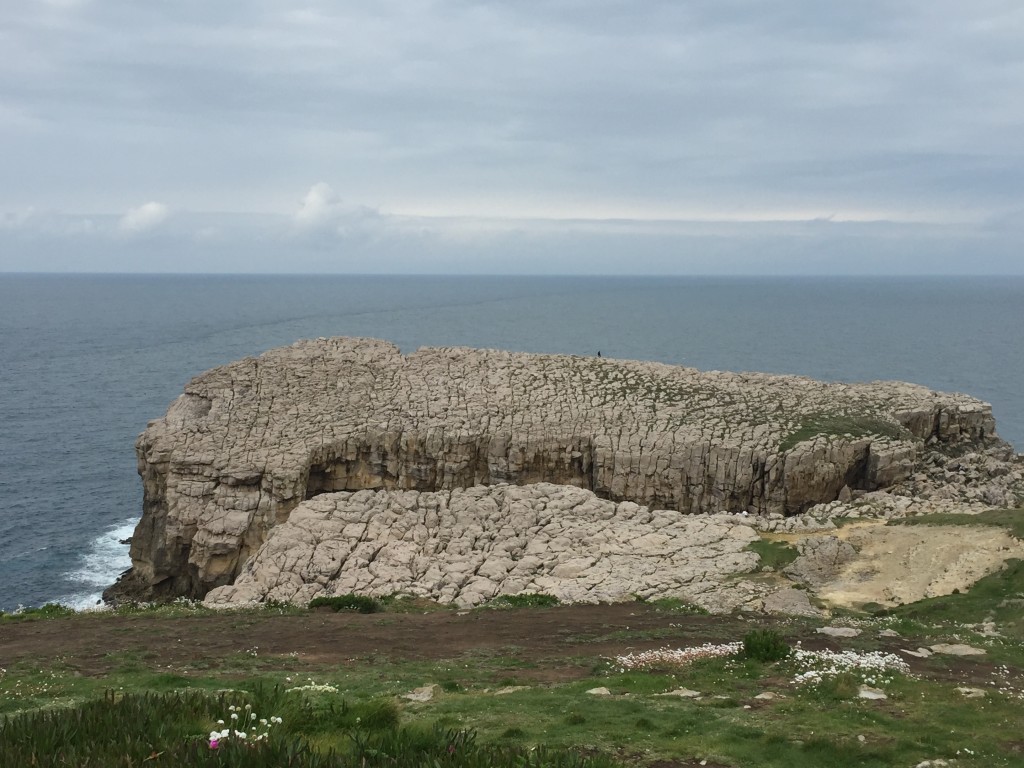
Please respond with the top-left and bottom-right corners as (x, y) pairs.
(1, 2), (1022, 272)
(292, 183), (343, 229)
(118, 202), (169, 234)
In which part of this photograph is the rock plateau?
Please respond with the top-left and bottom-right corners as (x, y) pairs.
(104, 337), (1021, 611)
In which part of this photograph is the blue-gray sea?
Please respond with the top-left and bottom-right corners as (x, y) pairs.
(1, 274), (1021, 612)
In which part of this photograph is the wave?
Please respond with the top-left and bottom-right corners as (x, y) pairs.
(56, 518), (138, 609)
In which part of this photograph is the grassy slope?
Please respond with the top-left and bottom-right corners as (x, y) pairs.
(3, 588), (1024, 767)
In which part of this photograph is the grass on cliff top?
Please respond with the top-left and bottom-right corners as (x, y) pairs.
(3, 615), (1023, 768)
(778, 414), (908, 452)
(4, 576), (1024, 767)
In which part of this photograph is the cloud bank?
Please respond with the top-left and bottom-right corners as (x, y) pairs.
(0, 2), (1021, 273)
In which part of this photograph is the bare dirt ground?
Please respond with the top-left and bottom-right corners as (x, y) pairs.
(817, 521), (1024, 608)
(0, 603), (998, 688)
(1, 604), (737, 679)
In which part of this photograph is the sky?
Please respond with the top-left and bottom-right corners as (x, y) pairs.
(1, 0), (1022, 274)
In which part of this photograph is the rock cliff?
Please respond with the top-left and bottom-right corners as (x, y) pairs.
(105, 337), (1005, 603)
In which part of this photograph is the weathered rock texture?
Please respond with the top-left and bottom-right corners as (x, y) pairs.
(205, 483), (762, 612)
(106, 337), (1005, 603)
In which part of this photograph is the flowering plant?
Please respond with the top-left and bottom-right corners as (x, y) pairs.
(789, 648), (911, 687)
(208, 703), (282, 749)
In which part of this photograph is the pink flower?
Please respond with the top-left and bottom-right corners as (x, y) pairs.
(209, 738), (219, 749)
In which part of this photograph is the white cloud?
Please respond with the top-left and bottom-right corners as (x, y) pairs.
(292, 182), (342, 228)
(118, 201), (169, 234)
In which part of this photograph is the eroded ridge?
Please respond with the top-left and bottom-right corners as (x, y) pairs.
(107, 337), (1002, 602)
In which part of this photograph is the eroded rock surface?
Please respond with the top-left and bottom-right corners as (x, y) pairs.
(106, 337), (1007, 603)
(205, 483), (763, 611)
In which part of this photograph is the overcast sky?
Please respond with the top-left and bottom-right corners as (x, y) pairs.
(1, 0), (1022, 274)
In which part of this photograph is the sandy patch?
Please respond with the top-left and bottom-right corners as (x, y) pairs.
(814, 522), (1024, 608)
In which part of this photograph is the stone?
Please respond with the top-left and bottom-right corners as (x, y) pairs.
(955, 687), (986, 698)
(657, 688), (702, 698)
(401, 685), (439, 702)
(901, 648), (932, 658)
(878, 629), (900, 638)
(585, 687), (612, 696)
(785, 536), (858, 587)
(762, 588), (822, 617)
(493, 686), (530, 695)
(103, 337), (1016, 604)
(930, 643), (986, 656)
(753, 692), (782, 700)
(816, 626), (861, 638)
(857, 686), (887, 700)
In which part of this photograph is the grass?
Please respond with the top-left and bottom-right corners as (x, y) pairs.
(778, 414), (908, 452)
(745, 539), (800, 571)
(488, 593), (559, 609)
(4, 564), (1024, 767)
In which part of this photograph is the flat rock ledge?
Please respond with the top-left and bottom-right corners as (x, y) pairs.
(106, 337), (1007, 604)
(205, 483), (763, 612)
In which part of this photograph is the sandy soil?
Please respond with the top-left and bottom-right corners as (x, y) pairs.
(817, 521), (1024, 608)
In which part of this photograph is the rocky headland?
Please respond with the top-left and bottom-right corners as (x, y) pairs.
(105, 337), (1024, 613)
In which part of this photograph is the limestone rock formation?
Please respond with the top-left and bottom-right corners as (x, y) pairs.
(204, 483), (762, 611)
(105, 337), (1006, 603)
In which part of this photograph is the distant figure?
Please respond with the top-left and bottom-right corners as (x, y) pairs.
(597, 351), (601, 358)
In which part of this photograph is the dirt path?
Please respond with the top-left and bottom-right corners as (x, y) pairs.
(0, 604), (744, 678)
(0, 603), (1001, 690)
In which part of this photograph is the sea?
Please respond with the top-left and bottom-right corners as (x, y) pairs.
(1, 274), (1021, 612)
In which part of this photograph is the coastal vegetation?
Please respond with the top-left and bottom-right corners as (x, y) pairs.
(778, 414), (908, 452)
(3, 569), (1023, 767)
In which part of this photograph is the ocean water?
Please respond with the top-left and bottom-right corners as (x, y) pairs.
(0, 274), (1021, 612)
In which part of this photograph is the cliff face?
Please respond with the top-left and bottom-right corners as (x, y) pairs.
(106, 337), (1001, 602)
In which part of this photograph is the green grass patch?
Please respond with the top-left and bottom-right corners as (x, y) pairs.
(308, 594), (381, 614)
(0, 688), (621, 767)
(0, 603), (76, 621)
(489, 593), (559, 609)
(779, 414), (907, 452)
(746, 538), (800, 571)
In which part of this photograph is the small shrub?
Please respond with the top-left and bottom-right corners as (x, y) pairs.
(818, 671), (861, 701)
(308, 594), (380, 614)
(490, 593), (559, 608)
(566, 713), (587, 725)
(742, 629), (790, 663)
